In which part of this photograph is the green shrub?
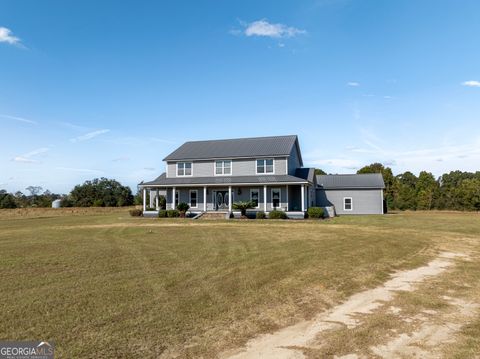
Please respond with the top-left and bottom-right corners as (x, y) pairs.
(177, 202), (190, 212)
(307, 207), (325, 219)
(158, 210), (167, 218)
(268, 210), (287, 219)
(167, 209), (180, 218)
(129, 209), (143, 217)
(158, 195), (167, 210)
(232, 201), (255, 217)
(92, 199), (104, 207)
(256, 211), (266, 219)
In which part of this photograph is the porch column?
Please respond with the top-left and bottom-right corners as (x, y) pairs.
(149, 190), (154, 208)
(264, 185), (267, 211)
(301, 185), (305, 212)
(228, 186), (232, 212)
(142, 188), (146, 211)
(286, 185), (289, 211)
(155, 189), (159, 210)
(172, 187), (176, 209)
(203, 186), (207, 211)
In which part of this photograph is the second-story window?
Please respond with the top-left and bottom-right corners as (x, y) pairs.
(177, 162), (192, 176)
(215, 160), (231, 175)
(256, 159), (274, 174)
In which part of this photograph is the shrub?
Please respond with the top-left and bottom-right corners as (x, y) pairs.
(158, 210), (167, 218)
(177, 202), (190, 218)
(158, 195), (167, 210)
(307, 207), (325, 219)
(145, 207), (157, 211)
(167, 209), (180, 218)
(177, 202), (190, 212)
(129, 209), (143, 217)
(256, 211), (266, 219)
(232, 201), (255, 217)
(268, 210), (287, 219)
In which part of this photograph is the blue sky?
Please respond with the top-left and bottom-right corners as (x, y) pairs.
(1, 0), (480, 193)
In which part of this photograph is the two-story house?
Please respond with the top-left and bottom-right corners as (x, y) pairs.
(139, 135), (385, 216)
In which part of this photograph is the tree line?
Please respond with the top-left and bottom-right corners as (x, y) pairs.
(352, 163), (480, 211)
(0, 178), (133, 209)
(1, 170), (479, 211)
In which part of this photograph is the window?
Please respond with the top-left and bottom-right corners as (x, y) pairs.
(271, 188), (281, 209)
(190, 190), (197, 208)
(177, 162), (192, 176)
(256, 159), (274, 174)
(344, 197), (353, 211)
(215, 160), (232, 175)
(250, 189), (259, 208)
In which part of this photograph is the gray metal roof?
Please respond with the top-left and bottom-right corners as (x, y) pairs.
(295, 168), (315, 183)
(140, 173), (309, 187)
(163, 135), (300, 162)
(316, 173), (385, 189)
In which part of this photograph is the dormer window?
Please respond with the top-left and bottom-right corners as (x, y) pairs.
(256, 159), (274, 174)
(177, 162), (192, 176)
(215, 160), (232, 175)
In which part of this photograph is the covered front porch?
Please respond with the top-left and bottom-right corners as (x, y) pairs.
(140, 183), (311, 214)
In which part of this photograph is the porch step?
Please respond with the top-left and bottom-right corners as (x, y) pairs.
(198, 212), (230, 220)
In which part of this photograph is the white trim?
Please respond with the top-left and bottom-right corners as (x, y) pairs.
(271, 187), (282, 210)
(214, 159), (233, 176)
(343, 197), (353, 211)
(139, 181), (308, 188)
(228, 186), (232, 212)
(176, 162), (193, 177)
(165, 155), (287, 162)
(255, 158), (275, 175)
(286, 185), (289, 211)
(189, 189), (198, 208)
(203, 186), (207, 211)
(250, 188), (260, 208)
(263, 185), (267, 211)
(381, 190), (384, 214)
(143, 188), (146, 211)
(301, 185), (305, 212)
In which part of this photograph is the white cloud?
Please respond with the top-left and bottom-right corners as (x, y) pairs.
(0, 114), (37, 124)
(70, 129), (110, 143)
(462, 80), (480, 87)
(347, 82), (360, 87)
(12, 147), (49, 163)
(112, 156), (130, 162)
(242, 19), (306, 38)
(55, 167), (103, 174)
(0, 27), (21, 45)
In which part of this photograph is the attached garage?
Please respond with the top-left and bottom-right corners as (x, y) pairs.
(316, 174), (385, 215)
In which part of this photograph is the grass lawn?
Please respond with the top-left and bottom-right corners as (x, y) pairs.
(0, 209), (479, 358)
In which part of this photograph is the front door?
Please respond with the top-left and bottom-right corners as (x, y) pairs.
(213, 191), (230, 211)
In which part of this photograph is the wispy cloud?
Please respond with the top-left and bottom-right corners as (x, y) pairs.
(347, 82), (360, 87)
(112, 156), (130, 162)
(106, 136), (175, 146)
(143, 167), (156, 171)
(0, 114), (37, 124)
(70, 129), (110, 143)
(234, 19), (306, 38)
(0, 27), (21, 45)
(56, 121), (89, 132)
(462, 80), (480, 87)
(12, 147), (49, 163)
(55, 167), (103, 174)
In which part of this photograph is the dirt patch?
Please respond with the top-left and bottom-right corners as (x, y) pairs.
(221, 252), (463, 359)
(371, 296), (478, 358)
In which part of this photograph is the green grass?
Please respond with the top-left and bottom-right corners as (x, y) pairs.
(0, 209), (478, 358)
